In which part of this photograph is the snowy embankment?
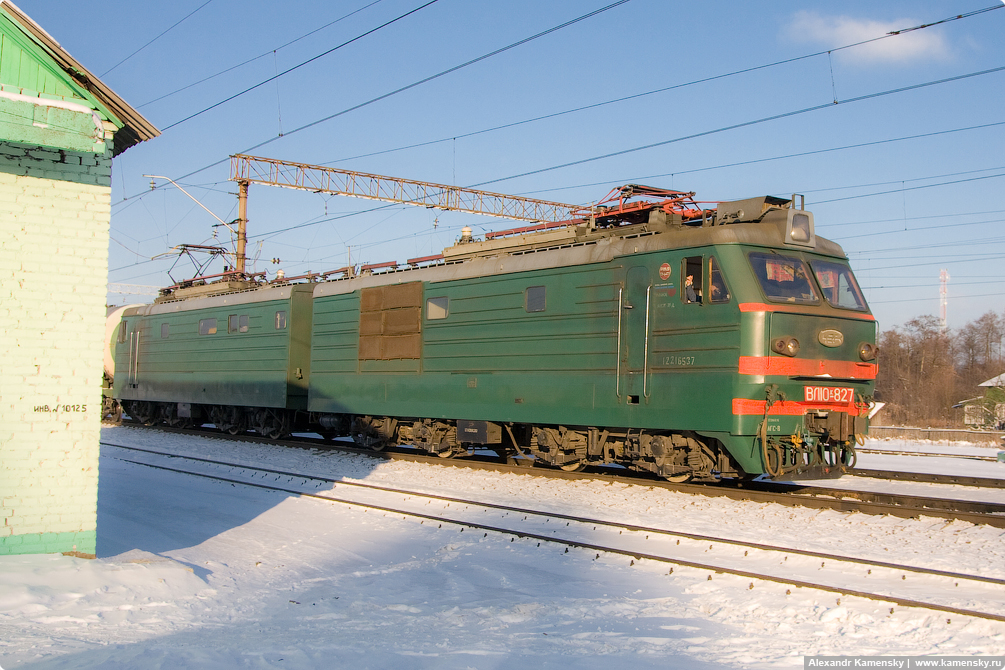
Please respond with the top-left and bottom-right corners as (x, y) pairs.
(2, 427), (1004, 669)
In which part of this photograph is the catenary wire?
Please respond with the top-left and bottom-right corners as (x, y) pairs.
(138, 0), (385, 108)
(108, 119), (1004, 214)
(811, 172), (1005, 204)
(110, 9), (1005, 285)
(469, 65), (1005, 189)
(798, 165), (1005, 195)
(323, 5), (1005, 165)
(130, 63), (1005, 215)
(870, 290), (1005, 305)
(864, 279), (1005, 290)
(161, 0), (441, 131)
(827, 208), (1005, 228)
(101, 0), (215, 77)
(147, 0), (634, 186)
(114, 5), (1000, 203)
(512, 122), (1005, 199)
(831, 217), (1005, 242)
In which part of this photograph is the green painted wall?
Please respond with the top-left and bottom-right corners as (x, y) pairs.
(0, 11), (118, 122)
(0, 530), (96, 556)
(0, 10), (121, 155)
(309, 250), (743, 433)
(0, 23), (80, 100)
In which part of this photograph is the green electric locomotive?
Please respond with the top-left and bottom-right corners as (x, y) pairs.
(112, 186), (876, 481)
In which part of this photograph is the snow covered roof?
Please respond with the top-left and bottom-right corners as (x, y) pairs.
(978, 373), (1005, 388)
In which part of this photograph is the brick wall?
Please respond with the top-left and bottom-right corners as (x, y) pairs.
(0, 140), (113, 556)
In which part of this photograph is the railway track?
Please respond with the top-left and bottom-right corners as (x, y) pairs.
(850, 468), (1005, 489)
(102, 440), (1005, 624)
(855, 447), (1000, 462)
(110, 422), (1005, 527)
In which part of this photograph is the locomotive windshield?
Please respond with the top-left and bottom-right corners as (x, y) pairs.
(748, 252), (819, 304)
(809, 259), (868, 311)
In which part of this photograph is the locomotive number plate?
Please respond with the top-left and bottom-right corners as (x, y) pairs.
(804, 386), (855, 403)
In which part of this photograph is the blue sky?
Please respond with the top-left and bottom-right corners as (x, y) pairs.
(19, 0), (1005, 330)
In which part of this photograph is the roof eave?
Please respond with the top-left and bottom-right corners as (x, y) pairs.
(0, 0), (160, 156)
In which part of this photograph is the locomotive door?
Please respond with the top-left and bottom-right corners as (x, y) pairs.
(618, 266), (651, 403)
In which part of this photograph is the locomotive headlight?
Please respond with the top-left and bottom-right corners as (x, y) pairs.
(858, 342), (878, 361)
(771, 336), (800, 357)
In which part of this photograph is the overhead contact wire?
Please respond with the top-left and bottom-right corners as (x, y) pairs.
(115, 3), (998, 202)
(101, 0), (216, 77)
(138, 0), (385, 108)
(326, 4), (1005, 164)
(471, 65), (1005, 189)
(155, 0), (633, 185)
(161, 0), (442, 131)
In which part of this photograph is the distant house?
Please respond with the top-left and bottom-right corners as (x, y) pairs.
(978, 373), (1005, 390)
(956, 373), (1005, 430)
(0, 0), (158, 556)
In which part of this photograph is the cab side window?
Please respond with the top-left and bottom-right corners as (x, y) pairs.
(708, 257), (731, 303)
(682, 256), (702, 304)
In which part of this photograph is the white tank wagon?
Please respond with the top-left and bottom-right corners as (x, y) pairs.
(102, 304), (142, 422)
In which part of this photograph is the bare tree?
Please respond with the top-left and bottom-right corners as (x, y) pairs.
(876, 316), (956, 426)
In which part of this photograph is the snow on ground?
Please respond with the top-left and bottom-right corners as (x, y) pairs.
(789, 437), (1005, 504)
(861, 438), (1003, 459)
(855, 437), (1005, 483)
(2, 428), (1005, 669)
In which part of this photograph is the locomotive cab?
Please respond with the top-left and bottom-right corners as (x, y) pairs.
(719, 196), (876, 480)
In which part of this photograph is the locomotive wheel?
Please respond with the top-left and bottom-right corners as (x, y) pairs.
(664, 472), (691, 483)
(102, 398), (122, 424)
(252, 409), (287, 440)
(369, 437), (389, 452)
(212, 406), (245, 435)
(559, 461), (586, 472)
(163, 404), (182, 428)
(131, 401), (156, 426)
(433, 436), (460, 458)
(353, 432), (387, 451)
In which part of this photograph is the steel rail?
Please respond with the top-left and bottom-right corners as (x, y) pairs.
(101, 442), (1005, 624)
(850, 468), (1005, 489)
(108, 423), (1005, 527)
(856, 447), (999, 462)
